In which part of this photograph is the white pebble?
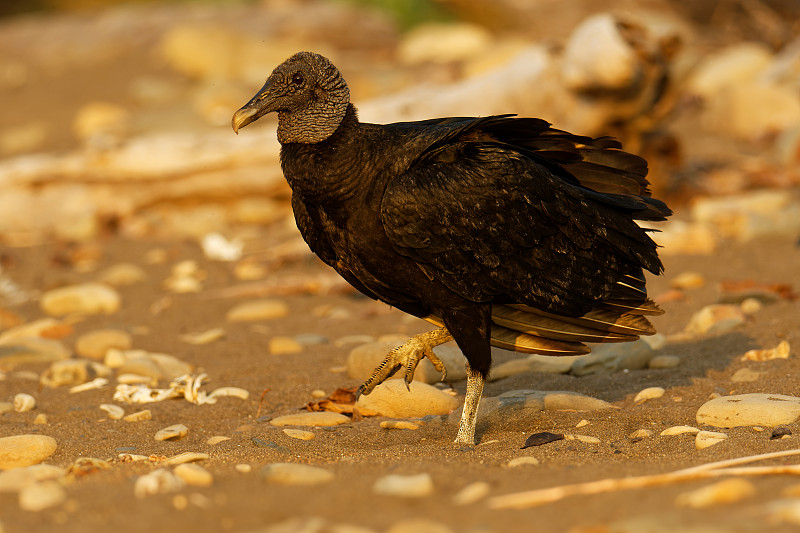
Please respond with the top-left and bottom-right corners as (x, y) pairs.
(13, 393), (35, 412)
(173, 463), (213, 487)
(0, 435), (58, 469)
(282, 429), (315, 440)
(695, 430), (728, 450)
(452, 481), (491, 505)
(270, 412), (350, 427)
(134, 468), (185, 498)
(164, 452), (208, 465)
(154, 424), (188, 441)
(380, 421), (420, 430)
(373, 473), (434, 498)
(696, 393), (800, 427)
(40, 282), (121, 316)
(206, 436), (230, 445)
(648, 355), (681, 369)
(235, 464), (252, 473)
(660, 425), (700, 436)
(634, 387), (665, 403)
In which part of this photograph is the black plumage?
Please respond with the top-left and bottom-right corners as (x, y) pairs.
(232, 52), (671, 444)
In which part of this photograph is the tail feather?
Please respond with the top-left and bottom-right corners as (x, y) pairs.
(490, 324), (591, 355)
(491, 304), (636, 343)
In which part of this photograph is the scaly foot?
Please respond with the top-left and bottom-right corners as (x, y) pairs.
(357, 327), (452, 396)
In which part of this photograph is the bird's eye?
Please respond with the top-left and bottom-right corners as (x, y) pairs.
(292, 72), (304, 85)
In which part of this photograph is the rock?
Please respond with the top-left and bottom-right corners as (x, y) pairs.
(0, 337), (71, 365)
(373, 473), (433, 498)
(0, 464), (66, 492)
(739, 298), (763, 315)
(507, 457), (541, 467)
(109, 349), (192, 380)
(634, 387), (665, 403)
(649, 355), (681, 369)
(397, 22), (492, 66)
(261, 463), (334, 486)
(134, 468), (185, 498)
(670, 271), (706, 290)
(226, 299), (289, 322)
(123, 409), (152, 422)
(684, 304), (746, 336)
(18, 480), (66, 511)
(629, 429), (653, 440)
(0, 435), (58, 469)
(385, 519), (453, 533)
(355, 380), (459, 418)
(380, 421), (420, 430)
(33, 414), (47, 425)
(75, 329), (132, 360)
(98, 263), (147, 286)
(164, 452), (209, 465)
(570, 338), (655, 375)
(0, 318), (65, 344)
(201, 232), (243, 261)
(730, 368), (763, 383)
(522, 432), (564, 448)
(13, 393), (35, 412)
(40, 359), (111, 388)
(540, 391), (613, 411)
(154, 424), (189, 441)
(489, 353), (578, 380)
(40, 283), (120, 316)
(566, 434), (601, 444)
(696, 393), (800, 428)
(695, 430), (728, 450)
(179, 328), (225, 345)
(452, 481), (490, 506)
(207, 436), (230, 445)
(173, 463), (213, 487)
(269, 336), (303, 355)
(270, 412), (350, 427)
(561, 14), (639, 91)
(283, 429), (315, 440)
(741, 340), (791, 362)
(347, 341), (466, 384)
(660, 425), (700, 436)
(676, 478), (756, 508)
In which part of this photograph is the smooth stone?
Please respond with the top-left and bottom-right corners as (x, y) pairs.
(0, 435), (57, 469)
(670, 271), (706, 290)
(164, 452), (209, 465)
(226, 299), (288, 322)
(355, 380), (459, 418)
(634, 387), (665, 403)
(75, 329), (132, 360)
(570, 338), (655, 376)
(386, 519), (453, 533)
(235, 464), (252, 473)
(123, 409), (152, 422)
(695, 430), (728, 450)
(660, 425), (700, 436)
(452, 481), (490, 506)
(18, 480), (66, 511)
(0, 338), (70, 365)
(489, 353), (578, 380)
(283, 429), (315, 440)
(684, 304), (746, 336)
(0, 318), (65, 344)
(173, 463), (213, 486)
(109, 349), (192, 380)
(696, 393), (800, 428)
(261, 463), (334, 485)
(13, 393), (35, 412)
(347, 341), (467, 384)
(154, 424), (189, 441)
(33, 414), (47, 425)
(741, 340), (791, 362)
(270, 412), (350, 427)
(134, 468), (185, 498)
(648, 355), (681, 369)
(207, 436), (230, 445)
(269, 336), (303, 355)
(566, 434), (601, 444)
(629, 429), (653, 439)
(373, 473), (433, 498)
(380, 421), (420, 430)
(40, 282), (120, 316)
(0, 464), (66, 492)
(730, 368), (763, 383)
(676, 478), (756, 508)
(40, 359), (111, 388)
(398, 22), (491, 66)
(687, 42), (772, 99)
(507, 457), (540, 467)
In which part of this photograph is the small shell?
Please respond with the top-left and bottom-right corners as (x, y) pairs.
(661, 425), (701, 436)
(696, 430), (728, 450)
(634, 387), (665, 404)
(69, 377), (109, 393)
(13, 393), (36, 412)
(208, 386), (249, 401)
(164, 452), (209, 465)
(100, 403), (125, 420)
(154, 424), (189, 442)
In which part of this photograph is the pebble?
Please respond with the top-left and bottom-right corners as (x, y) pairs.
(730, 368), (763, 382)
(570, 338), (656, 376)
(110, 349), (193, 381)
(648, 355), (681, 369)
(174, 463), (213, 486)
(206, 436), (230, 445)
(18, 480), (67, 511)
(179, 328), (225, 345)
(741, 340), (791, 362)
(270, 412), (350, 427)
(40, 359), (111, 388)
(0, 435), (58, 469)
(660, 425), (700, 436)
(507, 457), (541, 467)
(634, 387), (665, 403)
(0, 337), (70, 365)
(770, 426), (792, 440)
(226, 299), (289, 322)
(75, 329), (132, 360)
(310, 389), (327, 399)
(155, 424), (189, 441)
(68, 457), (111, 477)
(283, 429), (315, 440)
(452, 481), (490, 505)
(13, 393), (36, 412)
(164, 452), (208, 465)
(123, 409), (152, 422)
(670, 271), (706, 290)
(629, 429), (653, 440)
(355, 380), (459, 418)
(696, 393), (800, 427)
(235, 464), (252, 473)
(98, 263), (147, 286)
(40, 282), (121, 316)
(0, 464), (66, 492)
(261, 463), (334, 485)
(386, 519), (453, 533)
(695, 430), (728, 450)
(684, 304), (746, 336)
(739, 298), (763, 315)
(373, 473), (433, 498)
(522, 432), (563, 448)
(380, 421), (420, 430)
(676, 478), (756, 508)
(269, 336), (303, 355)
(33, 414), (47, 425)
(489, 353), (578, 379)
(134, 468), (185, 498)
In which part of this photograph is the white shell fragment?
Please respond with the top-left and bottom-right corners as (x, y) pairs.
(123, 409), (152, 422)
(696, 430), (728, 449)
(634, 387), (665, 404)
(113, 374), (248, 405)
(154, 424), (189, 441)
(99, 403), (125, 420)
(178, 328), (225, 345)
(164, 452), (209, 465)
(69, 377), (109, 393)
(13, 393), (36, 412)
(660, 425), (701, 436)
(201, 232), (243, 262)
(563, 434), (601, 444)
(208, 386), (249, 401)
(741, 340), (791, 362)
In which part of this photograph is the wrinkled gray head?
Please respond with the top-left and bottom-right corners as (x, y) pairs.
(232, 52), (350, 144)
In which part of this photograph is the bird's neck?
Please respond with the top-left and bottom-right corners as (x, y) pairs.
(276, 89), (350, 144)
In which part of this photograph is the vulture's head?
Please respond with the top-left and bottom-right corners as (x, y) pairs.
(232, 51), (350, 144)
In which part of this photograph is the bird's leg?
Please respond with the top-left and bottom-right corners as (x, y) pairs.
(358, 327), (452, 396)
(454, 364), (485, 445)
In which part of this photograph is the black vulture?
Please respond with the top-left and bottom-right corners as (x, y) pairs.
(232, 52), (671, 445)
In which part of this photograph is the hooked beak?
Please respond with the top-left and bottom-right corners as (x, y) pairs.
(231, 80), (275, 134)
